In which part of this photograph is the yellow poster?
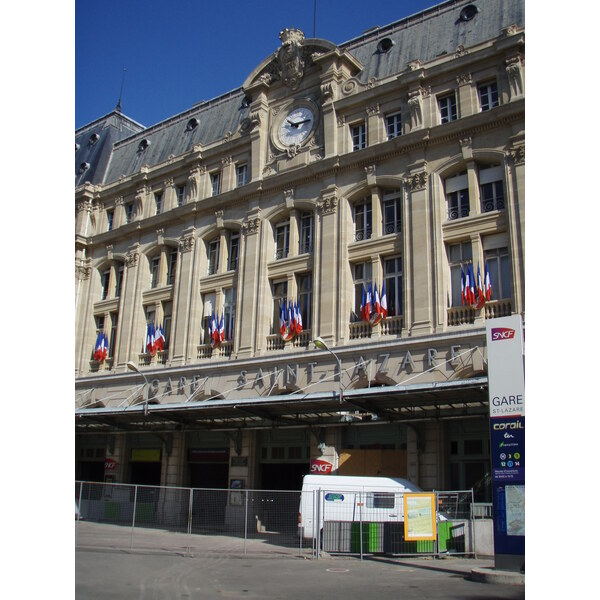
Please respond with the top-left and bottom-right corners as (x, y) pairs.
(404, 493), (437, 541)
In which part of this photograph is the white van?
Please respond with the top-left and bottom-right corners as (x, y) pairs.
(298, 474), (422, 540)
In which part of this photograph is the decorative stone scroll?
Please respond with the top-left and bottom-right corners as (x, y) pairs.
(510, 144), (525, 166)
(505, 54), (524, 99)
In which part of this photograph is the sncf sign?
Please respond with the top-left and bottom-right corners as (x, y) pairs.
(491, 327), (515, 341)
(310, 459), (333, 474)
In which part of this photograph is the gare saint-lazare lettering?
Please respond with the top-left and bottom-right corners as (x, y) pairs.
(136, 344), (473, 403)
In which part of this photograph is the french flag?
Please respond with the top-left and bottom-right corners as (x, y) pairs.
(485, 262), (492, 300)
(475, 264), (486, 309)
(155, 323), (165, 351)
(146, 323), (156, 356)
(463, 267), (470, 305)
(380, 281), (388, 318)
(295, 301), (303, 334)
(279, 302), (286, 336)
(460, 268), (466, 306)
(373, 282), (381, 316)
(218, 313), (225, 342)
(94, 332), (108, 362)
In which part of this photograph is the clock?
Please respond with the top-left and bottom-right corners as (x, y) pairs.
(272, 100), (319, 151)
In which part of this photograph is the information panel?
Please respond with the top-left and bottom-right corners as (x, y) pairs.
(486, 315), (525, 571)
(403, 493), (437, 541)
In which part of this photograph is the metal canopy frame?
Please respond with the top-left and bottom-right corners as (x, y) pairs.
(75, 376), (488, 434)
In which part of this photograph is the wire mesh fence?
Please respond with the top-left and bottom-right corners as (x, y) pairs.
(75, 481), (481, 559)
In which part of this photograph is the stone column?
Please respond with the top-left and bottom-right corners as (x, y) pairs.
(366, 103), (382, 145)
(170, 228), (196, 366)
(237, 211), (262, 357)
(119, 243), (144, 365)
(405, 162), (434, 336)
(316, 187), (339, 345)
(456, 72), (475, 117)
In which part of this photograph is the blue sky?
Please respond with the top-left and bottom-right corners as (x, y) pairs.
(76, 0), (436, 129)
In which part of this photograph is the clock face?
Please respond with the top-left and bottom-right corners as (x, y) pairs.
(279, 106), (315, 147)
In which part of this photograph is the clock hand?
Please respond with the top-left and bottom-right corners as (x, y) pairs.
(286, 119), (300, 128)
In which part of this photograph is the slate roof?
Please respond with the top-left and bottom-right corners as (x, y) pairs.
(76, 0), (524, 188)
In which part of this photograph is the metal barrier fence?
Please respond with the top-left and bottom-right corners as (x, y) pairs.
(75, 481), (478, 559)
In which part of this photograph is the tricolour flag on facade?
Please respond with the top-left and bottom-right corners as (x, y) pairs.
(295, 301), (303, 334)
(475, 263), (486, 309)
(146, 323), (157, 356)
(485, 262), (492, 301)
(461, 268), (466, 306)
(155, 323), (165, 352)
(380, 281), (388, 318)
(94, 332), (108, 362)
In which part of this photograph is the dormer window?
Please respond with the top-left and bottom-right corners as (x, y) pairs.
(75, 143), (80, 152)
(186, 118), (199, 131)
(138, 139), (151, 152)
(377, 38), (394, 53)
(89, 133), (99, 144)
(78, 162), (90, 174)
(459, 5), (479, 22)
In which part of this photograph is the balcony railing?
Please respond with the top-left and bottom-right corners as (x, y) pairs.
(447, 299), (512, 326)
(379, 315), (403, 336)
(196, 341), (233, 359)
(349, 321), (372, 340)
(481, 198), (505, 213)
(447, 206), (470, 221)
(484, 299), (512, 319)
(353, 228), (372, 242)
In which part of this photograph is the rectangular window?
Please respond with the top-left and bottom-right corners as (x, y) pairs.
(176, 185), (186, 207)
(207, 238), (220, 275)
(210, 172), (221, 196)
(351, 122), (366, 151)
(386, 112), (402, 140)
(125, 203), (134, 224)
(166, 248), (178, 285)
(275, 221), (290, 260)
(150, 256), (161, 288)
(154, 192), (163, 215)
(354, 200), (372, 241)
(201, 293), (216, 345)
(162, 302), (172, 350)
(438, 93), (457, 124)
(366, 493), (395, 509)
(478, 81), (499, 112)
(479, 165), (504, 212)
(223, 287), (236, 341)
(101, 269), (110, 300)
(272, 280), (288, 334)
(109, 312), (118, 358)
(299, 212), (313, 254)
(236, 163), (248, 187)
(445, 171), (469, 220)
(353, 262), (372, 321)
(115, 264), (124, 298)
(228, 231), (240, 271)
(107, 210), (114, 231)
(383, 256), (403, 317)
(297, 273), (312, 330)
(95, 315), (105, 333)
(448, 242), (473, 307)
(382, 190), (402, 235)
(484, 246), (511, 300)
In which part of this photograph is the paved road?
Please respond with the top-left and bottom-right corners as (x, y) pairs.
(76, 548), (525, 599)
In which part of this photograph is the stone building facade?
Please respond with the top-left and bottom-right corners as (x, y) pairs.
(75, 0), (525, 501)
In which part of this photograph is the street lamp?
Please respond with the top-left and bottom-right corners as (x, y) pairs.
(313, 337), (343, 404)
(127, 361), (149, 415)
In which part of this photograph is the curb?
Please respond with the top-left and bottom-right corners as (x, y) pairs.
(470, 566), (524, 585)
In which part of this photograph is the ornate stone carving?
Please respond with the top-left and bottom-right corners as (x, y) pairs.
(341, 78), (359, 96)
(506, 55), (524, 99)
(366, 103), (380, 116)
(336, 115), (346, 127)
(284, 189), (295, 207)
(456, 72), (472, 86)
(511, 144), (525, 165)
(115, 195), (125, 206)
(188, 166), (200, 201)
(221, 156), (233, 167)
(455, 45), (468, 58)
(179, 235), (195, 253)
(366, 77), (378, 89)
(502, 24), (518, 37)
(242, 217), (261, 236)
(407, 60), (422, 71)
(125, 249), (139, 268)
(106, 244), (113, 260)
(318, 192), (338, 215)
(408, 89), (423, 129)
(75, 262), (91, 280)
(76, 200), (92, 214)
(321, 83), (334, 102)
(278, 28), (305, 91)
(405, 171), (428, 192)
(365, 164), (376, 177)
(164, 177), (174, 188)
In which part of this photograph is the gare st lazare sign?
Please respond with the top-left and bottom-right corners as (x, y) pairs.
(85, 342), (482, 406)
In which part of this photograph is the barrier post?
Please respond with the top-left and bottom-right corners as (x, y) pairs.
(130, 485), (138, 551)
